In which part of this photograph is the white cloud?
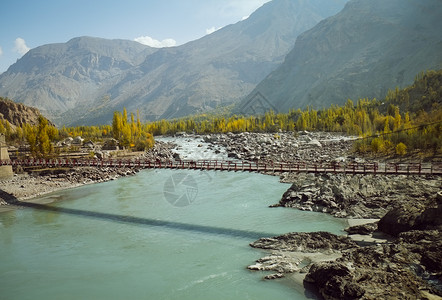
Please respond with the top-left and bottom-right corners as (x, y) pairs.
(0, 46), (3, 56)
(14, 38), (30, 55)
(205, 26), (222, 35)
(134, 35), (176, 48)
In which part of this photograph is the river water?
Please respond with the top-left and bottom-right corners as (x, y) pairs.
(0, 169), (346, 299)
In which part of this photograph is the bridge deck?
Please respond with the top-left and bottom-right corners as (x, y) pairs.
(1, 159), (441, 176)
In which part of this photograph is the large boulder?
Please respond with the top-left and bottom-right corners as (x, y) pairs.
(417, 191), (442, 229)
(378, 192), (442, 236)
(377, 204), (424, 236)
(304, 261), (365, 300)
(345, 222), (378, 235)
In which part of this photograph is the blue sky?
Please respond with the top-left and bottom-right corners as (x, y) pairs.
(0, 0), (270, 73)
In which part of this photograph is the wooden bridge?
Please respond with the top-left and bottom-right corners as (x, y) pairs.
(1, 159), (441, 176)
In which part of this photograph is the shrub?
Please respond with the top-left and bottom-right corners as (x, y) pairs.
(395, 142), (407, 155)
(371, 138), (384, 153)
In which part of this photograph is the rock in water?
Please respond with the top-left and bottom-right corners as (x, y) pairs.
(250, 232), (358, 252)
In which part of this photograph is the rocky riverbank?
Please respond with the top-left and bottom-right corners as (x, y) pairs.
(277, 173), (441, 218)
(0, 167), (140, 209)
(249, 183), (442, 299)
(201, 131), (355, 164)
(304, 190), (442, 300)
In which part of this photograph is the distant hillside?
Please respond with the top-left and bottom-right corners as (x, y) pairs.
(0, 0), (348, 126)
(381, 69), (442, 113)
(0, 97), (48, 128)
(240, 0), (442, 114)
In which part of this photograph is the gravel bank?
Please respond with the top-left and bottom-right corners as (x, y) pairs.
(0, 167), (140, 211)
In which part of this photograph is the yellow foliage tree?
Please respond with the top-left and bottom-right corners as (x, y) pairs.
(395, 142), (407, 155)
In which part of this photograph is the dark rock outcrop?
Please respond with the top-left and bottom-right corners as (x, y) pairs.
(304, 230), (442, 299)
(248, 232), (358, 280)
(279, 174), (441, 218)
(250, 186), (442, 299)
(300, 193), (442, 299)
(378, 191), (442, 236)
(250, 231), (358, 252)
(378, 205), (424, 236)
(304, 262), (365, 299)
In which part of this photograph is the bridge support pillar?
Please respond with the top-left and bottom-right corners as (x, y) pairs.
(0, 134), (13, 180)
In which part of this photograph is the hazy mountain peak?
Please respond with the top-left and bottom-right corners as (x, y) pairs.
(0, 0), (349, 125)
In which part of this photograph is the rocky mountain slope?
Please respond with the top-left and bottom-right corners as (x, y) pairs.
(0, 37), (156, 125)
(0, 0), (348, 126)
(0, 97), (47, 127)
(240, 0), (442, 114)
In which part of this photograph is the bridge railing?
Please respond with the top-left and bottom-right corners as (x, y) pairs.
(1, 158), (441, 175)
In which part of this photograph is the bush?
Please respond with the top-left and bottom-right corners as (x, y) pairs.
(395, 143), (407, 155)
(353, 140), (370, 153)
(134, 136), (155, 151)
(371, 138), (384, 153)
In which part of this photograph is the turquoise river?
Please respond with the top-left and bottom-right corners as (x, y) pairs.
(0, 169), (347, 299)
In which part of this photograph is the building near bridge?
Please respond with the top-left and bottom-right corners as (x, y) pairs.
(0, 134), (13, 180)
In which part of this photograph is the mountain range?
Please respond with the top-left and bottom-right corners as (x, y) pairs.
(240, 0), (442, 114)
(1, 0), (441, 126)
(0, 0), (348, 126)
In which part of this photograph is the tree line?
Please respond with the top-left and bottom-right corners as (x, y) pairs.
(1, 70), (440, 158)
